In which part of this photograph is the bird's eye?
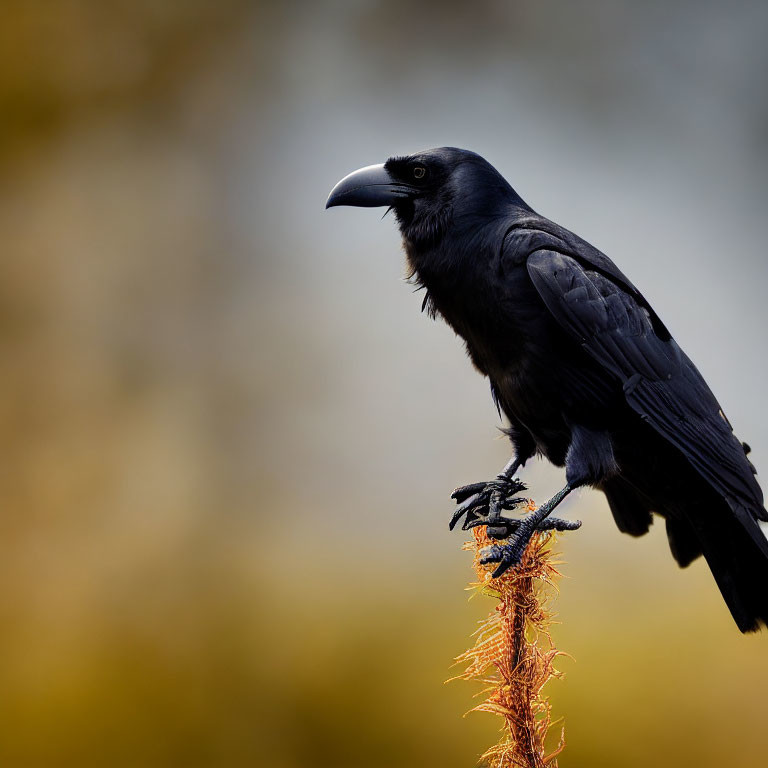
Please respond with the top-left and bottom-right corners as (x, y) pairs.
(412, 165), (426, 180)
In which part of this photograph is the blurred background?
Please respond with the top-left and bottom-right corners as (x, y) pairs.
(1, 1), (767, 765)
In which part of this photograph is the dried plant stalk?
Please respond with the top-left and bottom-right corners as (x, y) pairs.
(453, 524), (567, 768)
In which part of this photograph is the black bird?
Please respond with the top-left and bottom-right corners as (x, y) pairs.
(326, 147), (768, 632)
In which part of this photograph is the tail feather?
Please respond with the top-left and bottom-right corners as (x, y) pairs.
(603, 474), (768, 632)
(690, 502), (768, 633)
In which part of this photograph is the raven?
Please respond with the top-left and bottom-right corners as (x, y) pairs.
(326, 147), (768, 632)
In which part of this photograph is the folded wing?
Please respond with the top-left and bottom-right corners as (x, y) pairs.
(526, 249), (765, 518)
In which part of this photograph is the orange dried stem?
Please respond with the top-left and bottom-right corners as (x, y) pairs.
(455, 526), (567, 768)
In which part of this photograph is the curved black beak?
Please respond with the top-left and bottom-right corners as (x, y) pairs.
(326, 163), (415, 209)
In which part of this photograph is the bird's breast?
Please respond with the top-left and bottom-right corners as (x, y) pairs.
(411, 239), (621, 457)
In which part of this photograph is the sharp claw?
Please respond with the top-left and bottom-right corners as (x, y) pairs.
(449, 492), (487, 530)
(478, 537), (530, 578)
(544, 517), (582, 531)
(466, 517), (513, 532)
(451, 482), (487, 502)
(478, 547), (520, 578)
(492, 560), (514, 578)
(461, 515), (479, 531)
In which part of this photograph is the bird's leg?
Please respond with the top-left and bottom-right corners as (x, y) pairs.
(478, 483), (582, 577)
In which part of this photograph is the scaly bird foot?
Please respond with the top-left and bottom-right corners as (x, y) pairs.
(449, 475), (528, 538)
(478, 513), (582, 577)
(467, 514), (582, 534)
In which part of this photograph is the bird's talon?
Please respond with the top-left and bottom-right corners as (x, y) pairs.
(449, 491), (486, 530)
(479, 540), (526, 577)
(492, 561), (515, 579)
(466, 516), (513, 532)
(545, 516), (582, 531)
(451, 482), (487, 502)
(449, 475), (527, 530)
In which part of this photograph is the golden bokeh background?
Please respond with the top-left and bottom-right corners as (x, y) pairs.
(2, 1), (767, 766)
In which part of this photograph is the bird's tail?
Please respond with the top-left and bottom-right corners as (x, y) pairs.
(690, 501), (768, 633)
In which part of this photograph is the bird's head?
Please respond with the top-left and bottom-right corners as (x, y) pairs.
(326, 147), (526, 250)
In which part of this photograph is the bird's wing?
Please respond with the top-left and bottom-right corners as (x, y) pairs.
(526, 249), (765, 515)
